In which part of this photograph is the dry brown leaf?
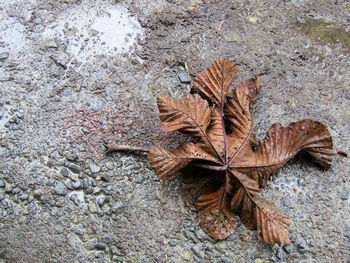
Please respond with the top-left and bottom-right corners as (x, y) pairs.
(148, 58), (333, 244)
(254, 197), (292, 244)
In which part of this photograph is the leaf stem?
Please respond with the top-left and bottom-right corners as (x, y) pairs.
(104, 143), (149, 156)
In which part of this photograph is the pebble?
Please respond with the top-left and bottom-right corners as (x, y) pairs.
(86, 187), (93, 194)
(84, 239), (96, 250)
(54, 182), (67, 196)
(178, 70), (191, 83)
(73, 180), (83, 190)
(19, 194), (28, 200)
(94, 70), (108, 79)
(93, 187), (101, 194)
(12, 187), (21, 194)
(27, 202), (37, 214)
(340, 187), (349, 200)
(96, 195), (106, 206)
(60, 168), (69, 177)
(89, 163), (101, 173)
(105, 185), (114, 194)
(168, 241), (176, 247)
(183, 229), (197, 243)
(226, 233), (237, 241)
(96, 251), (105, 258)
(65, 162), (82, 173)
(1, 198), (12, 209)
(112, 201), (124, 213)
(33, 17), (41, 25)
(219, 256), (233, 263)
(272, 244), (280, 253)
(134, 174), (144, 184)
(196, 228), (213, 242)
(191, 243), (205, 259)
(112, 256), (125, 262)
(115, 161), (122, 168)
(295, 238), (309, 253)
(47, 38), (58, 49)
(146, 190), (156, 201)
(100, 236), (113, 244)
(88, 200), (98, 213)
(4, 183), (13, 193)
(0, 52), (9, 62)
(70, 194), (79, 205)
(56, 197), (65, 207)
(0, 181), (5, 188)
(283, 243), (293, 254)
(248, 16), (258, 23)
(81, 127), (89, 134)
(270, 256), (278, 262)
(301, 38), (311, 48)
(70, 175), (78, 182)
(95, 243), (107, 250)
(276, 247), (285, 260)
(82, 179), (89, 190)
(290, 252), (299, 259)
(180, 250), (192, 261)
(65, 180), (73, 190)
(55, 52), (70, 67)
(89, 98), (106, 111)
(0, 24), (8, 31)
(104, 85), (113, 98)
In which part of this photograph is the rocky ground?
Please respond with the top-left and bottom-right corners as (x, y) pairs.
(0, 0), (349, 262)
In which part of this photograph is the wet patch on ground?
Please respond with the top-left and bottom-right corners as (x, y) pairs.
(295, 15), (350, 53)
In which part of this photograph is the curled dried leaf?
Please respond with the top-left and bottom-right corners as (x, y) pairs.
(157, 94), (211, 139)
(232, 119), (333, 187)
(148, 142), (217, 180)
(196, 180), (238, 240)
(193, 58), (238, 105)
(147, 58), (333, 244)
(254, 197), (291, 244)
(198, 207), (238, 240)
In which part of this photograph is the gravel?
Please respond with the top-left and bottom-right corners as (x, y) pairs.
(89, 163), (101, 174)
(96, 195), (106, 206)
(54, 182), (67, 196)
(88, 200), (98, 213)
(340, 187), (349, 200)
(295, 238), (310, 254)
(95, 243), (107, 250)
(0, 52), (9, 61)
(283, 243), (293, 254)
(46, 38), (58, 48)
(60, 167), (69, 177)
(111, 201), (124, 213)
(100, 236), (113, 244)
(191, 243), (205, 259)
(73, 180), (83, 190)
(178, 70), (192, 83)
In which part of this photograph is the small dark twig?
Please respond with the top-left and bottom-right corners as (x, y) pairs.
(49, 55), (67, 70)
(104, 143), (150, 156)
(337, 150), (348, 157)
